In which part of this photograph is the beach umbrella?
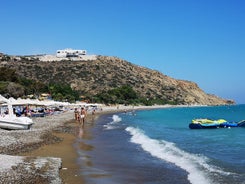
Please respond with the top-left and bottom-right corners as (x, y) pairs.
(0, 95), (9, 104)
(0, 95), (15, 117)
(8, 97), (18, 104)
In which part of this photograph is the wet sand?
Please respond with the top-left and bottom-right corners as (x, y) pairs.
(21, 131), (83, 183)
(21, 115), (98, 184)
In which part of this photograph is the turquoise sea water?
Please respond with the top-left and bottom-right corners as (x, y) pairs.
(76, 105), (245, 184)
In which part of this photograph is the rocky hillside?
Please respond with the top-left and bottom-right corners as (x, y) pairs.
(0, 54), (234, 105)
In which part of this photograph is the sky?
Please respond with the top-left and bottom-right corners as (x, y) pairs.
(1, 0), (245, 103)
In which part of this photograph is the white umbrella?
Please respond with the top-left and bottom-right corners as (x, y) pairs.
(0, 95), (9, 104)
(0, 95), (15, 117)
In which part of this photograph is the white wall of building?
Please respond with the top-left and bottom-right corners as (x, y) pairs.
(56, 49), (87, 58)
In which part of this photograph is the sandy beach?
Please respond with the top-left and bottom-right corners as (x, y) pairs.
(0, 110), (75, 183)
(0, 104), (173, 183)
(21, 126), (85, 184)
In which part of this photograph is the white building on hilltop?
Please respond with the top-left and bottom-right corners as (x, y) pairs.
(56, 48), (87, 58)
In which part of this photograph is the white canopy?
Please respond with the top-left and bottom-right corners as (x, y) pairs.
(0, 96), (71, 107)
(0, 95), (9, 104)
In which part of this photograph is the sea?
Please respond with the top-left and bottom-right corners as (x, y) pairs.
(75, 105), (245, 184)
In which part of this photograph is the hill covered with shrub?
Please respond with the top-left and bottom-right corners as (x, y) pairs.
(0, 53), (234, 105)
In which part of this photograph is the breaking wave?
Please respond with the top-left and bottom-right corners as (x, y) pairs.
(125, 126), (231, 184)
(104, 115), (122, 130)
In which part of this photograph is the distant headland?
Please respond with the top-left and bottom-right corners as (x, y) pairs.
(0, 51), (235, 106)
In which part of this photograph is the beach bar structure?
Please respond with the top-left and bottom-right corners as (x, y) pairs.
(56, 48), (87, 58)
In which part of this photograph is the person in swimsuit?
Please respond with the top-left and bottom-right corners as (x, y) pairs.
(80, 107), (87, 126)
(74, 108), (80, 122)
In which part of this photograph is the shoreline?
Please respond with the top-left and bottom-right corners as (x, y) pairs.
(21, 126), (85, 184)
(0, 104), (194, 183)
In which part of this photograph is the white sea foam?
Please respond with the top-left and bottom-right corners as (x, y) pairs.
(104, 115), (122, 130)
(112, 114), (122, 123)
(125, 126), (230, 184)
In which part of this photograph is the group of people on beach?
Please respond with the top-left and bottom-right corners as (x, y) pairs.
(74, 107), (87, 126)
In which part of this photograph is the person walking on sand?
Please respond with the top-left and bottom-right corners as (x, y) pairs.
(80, 107), (87, 126)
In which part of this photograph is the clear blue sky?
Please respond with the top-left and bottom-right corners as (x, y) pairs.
(1, 0), (245, 103)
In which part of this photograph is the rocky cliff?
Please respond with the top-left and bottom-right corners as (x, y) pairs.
(0, 54), (234, 105)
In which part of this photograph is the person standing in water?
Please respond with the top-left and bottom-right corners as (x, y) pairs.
(74, 108), (80, 122)
(80, 107), (87, 126)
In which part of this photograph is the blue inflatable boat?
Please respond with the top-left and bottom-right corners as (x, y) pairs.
(189, 119), (245, 129)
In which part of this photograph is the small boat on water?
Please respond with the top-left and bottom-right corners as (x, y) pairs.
(189, 118), (245, 129)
